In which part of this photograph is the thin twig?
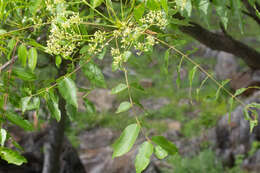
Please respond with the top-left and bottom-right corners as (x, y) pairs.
(0, 56), (18, 73)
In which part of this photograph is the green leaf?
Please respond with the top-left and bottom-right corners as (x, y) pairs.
(154, 145), (168, 159)
(58, 77), (78, 109)
(163, 49), (169, 75)
(0, 129), (7, 146)
(130, 82), (145, 92)
(116, 101), (132, 114)
(55, 55), (62, 68)
(47, 92), (61, 122)
(234, 87), (247, 97)
(135, 141), (154, 173)
(21, 97), (31, 113)
(196, 76), (209, 100)
(84, 98), (96, 114)
(147, 0), (161, 10)
(198, 0), (209, 15)
(18, 44), (27, 67)
(0, 147), (27, 165)
(228, 97), (234, 123)
(176, 0), (192, 16)
(28, 47), (38, 71)
(215, 79), (230, 101)
(98, 47), (106, 60)
(151, 136), (178, 155)
(81, 61), (106, 88)
(12, 67), (36, 81)
(122, 51), (132, 62)
(189, 66), (197, 89)
(12, 140), (24, 151)
(134, 3), (145, 21)
(91, 0), (103, 8)
(29, 0), (42, 15)
(184, 0), (192, 16)
(215, 5), (228, 29)
(231, 0), (243, 33)
(22, 97), (40, 111)
(160, 0), (168, 14)
(112, 123), (140, 158)
(6, 112), (34, 131)
(176, 56), (184, 88)
(7, 38), (16, 60)
(111, 83), (128, 94)
(66, 103), (77, 121)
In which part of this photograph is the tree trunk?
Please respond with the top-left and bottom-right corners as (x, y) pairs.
(42, 60), (69, 173)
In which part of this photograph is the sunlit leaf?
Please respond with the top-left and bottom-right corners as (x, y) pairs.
(84, 98), (96, 114)
(0, 129), (7, 146)
(0, 147), (27, 165)
(55, 55), (62, 68)
(47, 92), (61, 122)
(151, 136), (178, 155)
(135, 141), (154, 173)
(81, 61), (106, 88)
(18, 44), (27, 67)
(21, 96), (31, 113)
(6, 112), (33, 131)
(112, 123), (140, 158)
(234, 87), (247, 97)
(154, 145), (168, 159)
(28, 47), (38, 71)
(91, 0), (103, 8)
(116, 101), (132, 114)
(163, 49), (170, 75)
(134, 3), (145, 21)
(111, 83), (128, 94)
(7, 38), (16, 60)
(12, 67), (36, 81)
(58, 77), (78, 109)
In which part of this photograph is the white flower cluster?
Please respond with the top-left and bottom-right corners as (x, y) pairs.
(140, 11), (168, 29)
(110, 48), (131, 70)
(108, 11), (168, 69)
(46, 0), (66, 13)
(88, 30), (107, 54)
(46, 13), (82, 58)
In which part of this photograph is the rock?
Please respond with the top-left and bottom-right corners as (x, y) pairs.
(192, 44), (219, 58)
(140, 78), (154, 88)
(87, 89), (116, 112)
(141, 97), (170, 111)
(102, 66), (123, 79)
(0, 126), (86, 173)
(215, 52), (238, 80)
(215, 91), (260, 170)
(230, 70), (260, 96)
(173, 67), (187, 81)
(79, 128), (161, 173)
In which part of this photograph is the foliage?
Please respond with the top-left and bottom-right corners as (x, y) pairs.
(165, 150), (224, 173)
(0, 0), (259, 172)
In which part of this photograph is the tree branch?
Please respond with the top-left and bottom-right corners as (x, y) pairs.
(0, 56), (18, 73)
(178, 21), (260, 70)
(242, 0), (260, 25)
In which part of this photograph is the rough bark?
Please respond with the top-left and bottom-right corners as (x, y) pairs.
(42, 60), (69, 173)
(178, 21), (260, 70)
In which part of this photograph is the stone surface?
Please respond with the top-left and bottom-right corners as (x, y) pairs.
(215, 91), (260, 170)
(87, 89), (116, 112)
(215, 51), (238, 80)
(0, 126), (86, 173)
(140, 78), (154, 88)
(78, 128), (161, 173)
(140, 97), (170, 111)
(230, 70), (260, 96)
